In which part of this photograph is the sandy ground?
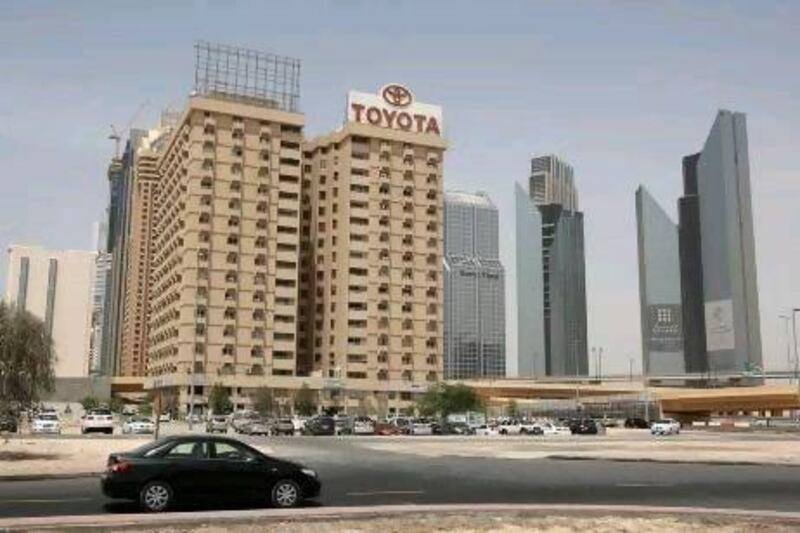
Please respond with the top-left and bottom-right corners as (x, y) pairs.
(0, 437), (275, 477)
(2, 431), (799, 477)
(102, 513), (800, 532)
(358, 432), (800, 466)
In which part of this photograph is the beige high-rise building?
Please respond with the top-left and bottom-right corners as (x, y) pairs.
(119, 124), (173, 377)
(146, 44), (305, 412)
(299, 84), (447, 413)
(4, 245), (96, 378)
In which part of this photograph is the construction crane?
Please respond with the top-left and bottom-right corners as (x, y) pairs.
(108, 100), (149, 158)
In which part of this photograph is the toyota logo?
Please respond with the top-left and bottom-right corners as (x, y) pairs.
(382, 84), (413, 107)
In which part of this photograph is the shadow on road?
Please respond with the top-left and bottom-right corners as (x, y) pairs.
(102, 499), (322, 514)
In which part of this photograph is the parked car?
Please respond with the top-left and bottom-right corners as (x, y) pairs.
(540, 422), (571, 436)
(352, 416), (375, 435)
(334, 415), (353, 435)
(440, 421), (473, 435)
(519, 421), (545, 435)
(304, 416), (336, 436)
(31, 413), (61, 434)
(0, 412), (18, 433)
(624, 417), (650, 429)
(231, 411), (259, 434)
(82, 408), (114, 435)
(206, 415), (229, 434)
(568, 418), (603, 435)
(389, 417), (413, 435)
(101, 435), (321, 512)
(122, 416), (155, 435)
(474, 424), (501, 436)
(410, 419), (434, 435)
(651, 418), (681, 436)
(497, 420), (524, 435)
(241, 418), (272, 436)
(272, 418), (296, 436)
(375, 422), (404, 436)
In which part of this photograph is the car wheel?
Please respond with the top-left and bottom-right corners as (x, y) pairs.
(499, 429), (507, 435)
(520, 428), (528, 435)
(271, 479), (302, 508)
(139, 480), (173, 512)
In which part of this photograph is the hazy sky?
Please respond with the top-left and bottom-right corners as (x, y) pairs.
(1, 1), (798, 375)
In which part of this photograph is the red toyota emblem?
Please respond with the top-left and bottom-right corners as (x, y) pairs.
(382, 84), (413, 107)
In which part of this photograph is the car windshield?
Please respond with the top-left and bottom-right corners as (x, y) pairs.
(38, 414), (58, 421)
(90, 410), (112, 416)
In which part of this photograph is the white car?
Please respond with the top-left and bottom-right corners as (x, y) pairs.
(540, 422), (571, 436)
(81, 408), (114, 435)
(651, 418), (681, 436)
(474, 424), (501, 436)
(410, 420), (434, 435)
(353, 416), (376, 435)
(497, 420), (524, 435)
(121, 416), (155, 435)
(31, 413), (61, 434)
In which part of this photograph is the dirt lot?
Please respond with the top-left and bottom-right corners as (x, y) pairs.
(106, 512), (800, 532)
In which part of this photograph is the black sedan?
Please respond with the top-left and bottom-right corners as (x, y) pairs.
(101, 435), (320, 512)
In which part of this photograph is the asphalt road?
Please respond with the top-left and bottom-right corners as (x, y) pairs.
(1, 437), (799, 518)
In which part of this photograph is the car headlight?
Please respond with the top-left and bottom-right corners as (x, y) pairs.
(301, 468), (317, 478)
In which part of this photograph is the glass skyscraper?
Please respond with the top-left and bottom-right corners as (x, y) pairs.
(443, 191), (506, 379)
(637, 110), (762, 376)
(516, 155), (588, 377)
(635, 186), (685, 375)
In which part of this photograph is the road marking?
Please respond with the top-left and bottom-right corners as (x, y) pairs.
(0, 497), (94, 504)
(616, 483), (675, 488)
(346, 490), (425, 496)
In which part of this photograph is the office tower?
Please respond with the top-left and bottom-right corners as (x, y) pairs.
(89, 222), (112, 374)
(635, 187), (684, 375)
(119, 120), (174, 377)
(101, 152), (130, 376)
(146, 42), (304, 413)
(515, 183), (546, 376)
(530, 154), (578, 211)
(516, 155), (588, 377)
(4, 245), (96, 378)
(442, 191), (505, 380)
(678, 110), (762, 373)
(300, 83), (446, 413)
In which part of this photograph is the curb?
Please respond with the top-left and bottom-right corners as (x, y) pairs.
(1, 503), (800, 530)
(0, 472), (101, 482)
(546, 455), (800, 467)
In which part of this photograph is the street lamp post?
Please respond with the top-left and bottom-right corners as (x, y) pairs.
(792, 309), (800, 386)
(779, 315), (792, 374)
(598, 347), (603, 382)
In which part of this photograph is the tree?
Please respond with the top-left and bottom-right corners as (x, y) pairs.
(0, 303), (56, 414)
(507, 400), (520, 419)
(108, 397), (124, 414)
(208, 383), (232, 414)
(416, 383), (483, 419)
(139, 402), (153, 417)
(294, 383), (316, 416)
(80, 395), (100, 412)
(253, 387), (275, 417)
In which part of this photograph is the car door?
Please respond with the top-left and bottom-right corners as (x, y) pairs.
(210, 440), (269, 500)
(160, 439), (216, 499)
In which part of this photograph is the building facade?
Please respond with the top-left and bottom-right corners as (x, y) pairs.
(635, 186), (684, 375)
(516, 155), (588, 377)
(299, 84), (446, 413)
(89, 222), (112, 374)
(442, 191), (505, 380)
(679, 110), (762, 373)
(118, 123), (174, 377)
(4, 245), (96, 378)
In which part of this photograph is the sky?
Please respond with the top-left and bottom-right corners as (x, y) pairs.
(1, 1), (799, 376)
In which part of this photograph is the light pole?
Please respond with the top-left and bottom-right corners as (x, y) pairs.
(792, 309), (800, 386)
(779, 315), (792, 374)
(598, 347), (603, 382)
(629, 357), (634, 382)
